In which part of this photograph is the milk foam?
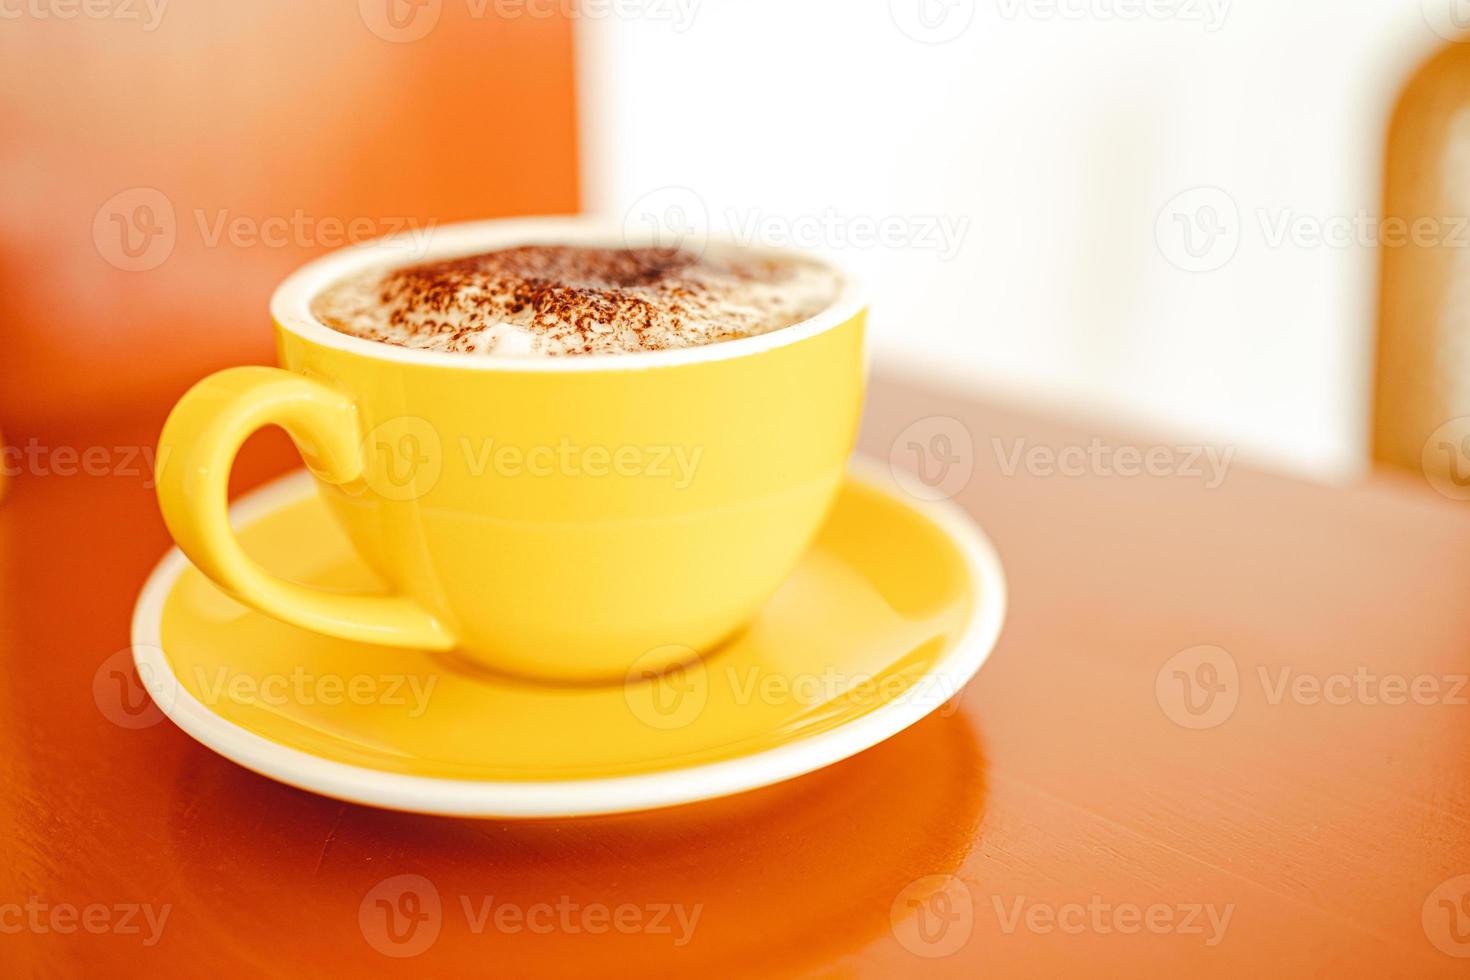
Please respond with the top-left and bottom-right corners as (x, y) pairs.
(311, 244), (844, 357)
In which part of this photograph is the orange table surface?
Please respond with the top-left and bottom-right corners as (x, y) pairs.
(2, 375), (1468, 978)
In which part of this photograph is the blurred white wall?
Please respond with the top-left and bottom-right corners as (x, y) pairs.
(577, 0), (1451, 479)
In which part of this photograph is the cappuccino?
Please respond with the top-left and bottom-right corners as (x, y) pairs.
(312, 243), (844, 357)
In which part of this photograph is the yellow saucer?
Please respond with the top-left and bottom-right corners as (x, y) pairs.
(131, 460), (1006, 817)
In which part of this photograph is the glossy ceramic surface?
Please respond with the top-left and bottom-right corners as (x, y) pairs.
(132, 462), (1006, 817)
(154, 218), (868, 681)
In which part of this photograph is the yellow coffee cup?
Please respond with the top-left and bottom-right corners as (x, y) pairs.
(155, 218), (867, 682)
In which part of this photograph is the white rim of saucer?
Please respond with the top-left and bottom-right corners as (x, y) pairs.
(130, 457), (1007, 819)
(270, 215), (868, 374)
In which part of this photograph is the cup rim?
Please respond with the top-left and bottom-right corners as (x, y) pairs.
(270, 215), (867, 373)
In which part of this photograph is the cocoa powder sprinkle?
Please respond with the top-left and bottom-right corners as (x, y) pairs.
(312, 243), (843, 357)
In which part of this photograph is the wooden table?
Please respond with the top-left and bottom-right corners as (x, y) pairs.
(3, 375), (1468, 978)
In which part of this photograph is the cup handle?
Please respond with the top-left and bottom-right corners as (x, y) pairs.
(155, 366), (455, 651)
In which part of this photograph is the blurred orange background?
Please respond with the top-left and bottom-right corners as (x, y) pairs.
(0, 1), (580, 433)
